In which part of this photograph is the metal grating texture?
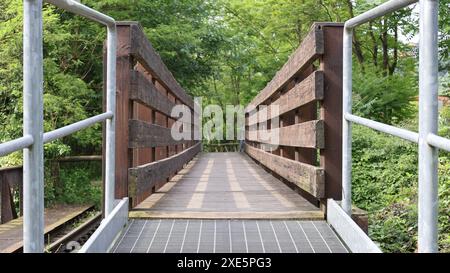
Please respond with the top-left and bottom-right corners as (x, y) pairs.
(112, 219), (348, 253)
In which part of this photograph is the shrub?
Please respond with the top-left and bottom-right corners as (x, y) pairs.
(54, 161), (102, 209)
(352, 117), (449, 252)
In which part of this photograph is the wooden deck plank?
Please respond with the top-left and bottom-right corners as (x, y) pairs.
(130, 153), (323, 220)
(129, 211), (324, 220)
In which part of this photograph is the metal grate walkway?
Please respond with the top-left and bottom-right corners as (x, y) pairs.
(112, 219), (348, 253)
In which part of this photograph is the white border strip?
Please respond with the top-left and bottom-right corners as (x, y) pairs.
(327, 199), (382, 253)
(78, 198), (129, 253)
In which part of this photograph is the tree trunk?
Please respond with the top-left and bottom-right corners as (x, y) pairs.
(389, 23), (398, 75)
(346, 0), (365, 66)
(381, 19), (389, 76)
(369, 21), (378, 67)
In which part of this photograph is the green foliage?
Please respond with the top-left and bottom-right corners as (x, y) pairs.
(353, 63), (417, 124)
(0, 0), (104, 167)
(440, 104), (450, 138)
(370, 202), (418, 253)
(55, 162), (102, 208)
(0, 0), (449, 252)
(351, 125), (418, 211)
(351, 107), (450, 252)
(87, 0), (224, 93)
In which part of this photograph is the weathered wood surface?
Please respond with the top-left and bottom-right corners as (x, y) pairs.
(130, 210), (323, 220)
(245, 24), (324, 111)
(111, 24), (133, 199)
(127, 23), (194, 108)
(128, 119), (186, 148)
(128, 142), (201, 202)
(319, 24), (343, 200)
(130, 70), (177, 117)
(131, 153), (323, 219)
(247, 120), (324, 148)
(0, 205), (91, 253)
(0, 166), (22, 224)
(244, 23), (343, 203)
(112, 22), (198, 204)
(247, 71), (324, 125)
(245, 144), (324, 198)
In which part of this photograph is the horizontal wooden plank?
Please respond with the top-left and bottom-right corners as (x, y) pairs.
(246, 25), (324, 112)
(128, 142), (201, 200)
(245, 144), (324, 198)
(247, 120), (324, 148)
(130, 70), (177, 117)
(129, 210), (324, 220)
(247, 71), (324, 126)
(129, 24), (194, 108)
(129, 119), (190, 148)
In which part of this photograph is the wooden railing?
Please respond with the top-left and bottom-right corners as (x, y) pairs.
(111, 22), (200, 207)
(245, 23), (343, 202)
(0, 156), (103, 224)
(202, 142), (241, 153)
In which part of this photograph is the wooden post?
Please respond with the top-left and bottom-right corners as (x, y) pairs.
(319, 23), (343, 201)
(105, 22), (136, 202)
(0, 169), (20, 223)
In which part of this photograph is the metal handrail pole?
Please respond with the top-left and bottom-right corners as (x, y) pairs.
(342, 26), (353, 216)
(105, 25), (117, 217)
(23, 0), (45, 253)
(345, 113), (419, 143)
(0, 135), (34, 157)
(418, 0), (439, 253)
(43, 112), (113, 143)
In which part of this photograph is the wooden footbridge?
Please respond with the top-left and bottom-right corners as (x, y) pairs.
(0, 0), (447, 253)
(97, 21), (354, 253)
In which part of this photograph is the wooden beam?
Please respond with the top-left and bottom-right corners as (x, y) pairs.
(129, 210), (324, 220)
(57, 155), (102, 162)
(1, 173), (18, 224)
(130, 70), (177, 117)
(110, 24), (134, 200)
(127, 23), (194, 108)
(247, 120), (324, 148)
(246, 24), (324, 111)
(247, 71), (324, 126)
(129, 119), (187, 148)
(128, 142), (201, 202)
(245, 144), (324, 198)
(319, 24), (343, 200)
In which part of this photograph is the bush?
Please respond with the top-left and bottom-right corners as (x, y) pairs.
(352, 117), (450, 252)
(352, 64), (417, 124)
(53, 161), (102, 209)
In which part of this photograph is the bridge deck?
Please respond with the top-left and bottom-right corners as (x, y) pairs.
(110, 153), (349, 253)
(129, 152), (323, 219)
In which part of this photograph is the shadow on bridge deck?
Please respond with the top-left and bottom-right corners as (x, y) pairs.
(130, 152), (322, 219)
(110, 153), (348, 253)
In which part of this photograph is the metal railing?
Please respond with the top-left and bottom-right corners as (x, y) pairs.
(0, 0), (116, 253)
(342, 0), (447, 253)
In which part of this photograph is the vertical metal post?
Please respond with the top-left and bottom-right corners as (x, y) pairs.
(23, 0), (44, 252)
(418, 0), (439, 253)
(342, 26), (353, 216)
(105, 25), (117, 217)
